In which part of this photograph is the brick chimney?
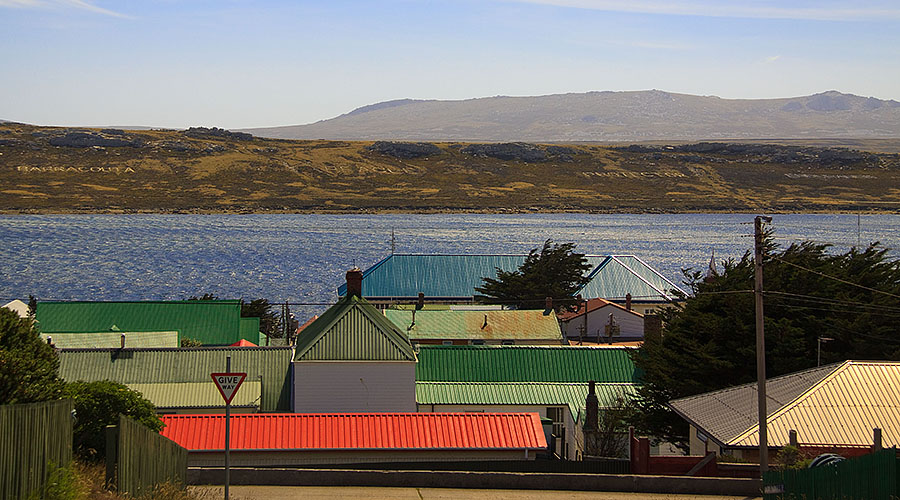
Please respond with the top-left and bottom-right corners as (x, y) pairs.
(625, 293), (632, 311)
(416, 292), (425, 310)
(545, 296), (553, 311)
(583, 380), (601, 456)
(345, 267), (363, 297)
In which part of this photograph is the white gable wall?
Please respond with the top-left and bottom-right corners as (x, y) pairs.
(561, 304), (644, 341)
(293, 361), (416, 413)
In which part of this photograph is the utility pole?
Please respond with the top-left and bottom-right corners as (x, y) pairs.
(754, 215), (772, 475)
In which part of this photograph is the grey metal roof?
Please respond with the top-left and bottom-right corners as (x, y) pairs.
(668, 363), (838, 447)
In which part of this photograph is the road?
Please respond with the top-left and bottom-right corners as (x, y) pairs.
(191, 486), (760, 500)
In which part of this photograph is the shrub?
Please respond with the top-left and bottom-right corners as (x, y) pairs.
(62, 381), (163, 460)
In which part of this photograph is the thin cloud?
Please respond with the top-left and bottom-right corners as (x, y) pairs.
(765, 55), (782, 63)
(0, 0), (131, 18)
(506, 0), (900, 21)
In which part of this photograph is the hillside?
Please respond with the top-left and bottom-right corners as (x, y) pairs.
(2, 123), (900, 214)
(241, 90), (900, 142)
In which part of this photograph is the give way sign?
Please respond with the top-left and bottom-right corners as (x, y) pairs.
(211, 372), (247, 404)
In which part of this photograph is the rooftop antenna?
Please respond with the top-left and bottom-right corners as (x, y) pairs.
(391, 229), (396, 255)
(857, 214), (861, 248)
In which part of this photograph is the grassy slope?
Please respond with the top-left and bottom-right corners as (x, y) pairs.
(2, 124), (899, 213)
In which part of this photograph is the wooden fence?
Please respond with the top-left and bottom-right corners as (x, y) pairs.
(0, 399), (74, 500)
(106, 415), (188, 498)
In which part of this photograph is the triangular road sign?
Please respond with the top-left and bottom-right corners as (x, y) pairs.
(211, 372), (247, 404)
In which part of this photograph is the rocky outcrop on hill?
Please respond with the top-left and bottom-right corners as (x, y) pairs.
(49, 131), (144, 148)
(619, 143), (882, 169)
(461, 143), (549, 163)
(366, 141), (442, 159)
(183, 127), (253, 141)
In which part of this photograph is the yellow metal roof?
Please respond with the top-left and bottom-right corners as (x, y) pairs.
(127, 381), (262, 409)
(731, 361), (900, 448)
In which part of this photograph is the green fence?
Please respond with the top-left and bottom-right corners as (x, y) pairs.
(106, 415), (188, 498)
(0, 399), (74, 500)
(763, 448), (898, 500)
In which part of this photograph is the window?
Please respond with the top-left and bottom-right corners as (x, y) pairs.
(501, 340), (515, 345)
(470, 339), (485, 345)
(442, 340), (453, 346)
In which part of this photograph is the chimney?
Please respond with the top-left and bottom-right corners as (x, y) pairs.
(625, 293), (632, 311)
(120, 333), (126, 349)
(545, 296), (553, 311)
(46, 336), (52, 346)
(585, 380), (599, 430)
(345, 267), (363, 297)
(416, 292), (425, 310)
(644, 314), (662, 343)
(482, 314), (488, 329)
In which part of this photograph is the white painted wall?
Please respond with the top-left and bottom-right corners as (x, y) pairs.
(293, 361), (416, 413)
(561, 304), (644, 341)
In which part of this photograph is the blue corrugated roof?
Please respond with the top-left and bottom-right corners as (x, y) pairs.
(337, 254), (683, 301)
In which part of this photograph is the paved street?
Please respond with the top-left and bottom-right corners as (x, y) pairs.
(192, 485), (759, 500)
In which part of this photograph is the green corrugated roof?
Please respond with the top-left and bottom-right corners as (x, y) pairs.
(294, 295), (416, 362)
(240, 317), (261, 342)
(384, 309), (564, 342)
(576, 256), (685, 302)
(40, 331), (179, 348)
(36, 301), (248, 345)
(416, 382), (638, 417)
(415, 345), (640, 383)
(57, 347), (293, 411)
(128, 381), (262, 409)
(337, 254), (683, 302)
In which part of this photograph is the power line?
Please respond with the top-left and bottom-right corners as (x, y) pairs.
(764, 290), (900, 314)
(771, 256), (900, 300)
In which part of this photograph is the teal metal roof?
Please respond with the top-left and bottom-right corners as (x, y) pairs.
(36, 301), (254, 346)
(57, 347), (293, 411)
(294, 295), (416, 362)
(127, 381), (262, 409)
(416, 382), (638, 417)
(337, 254), (682, 302)
(384, 309), (564, 342)
(40, 331), (178, 348)
(414, 345), (640, 383)
(576, 256), (686, 302)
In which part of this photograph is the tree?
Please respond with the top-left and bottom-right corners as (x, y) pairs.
(241, 298), (280, 339)
(63, 380), (163, 460)
(631, 235), (900, 450)
(475, 239), (592, 310)
(0, 307), (65, 404)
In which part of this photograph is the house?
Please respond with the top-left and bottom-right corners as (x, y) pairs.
(335, 254), (685, 312)
(384, 307), (566, 345)
(41, 331), (179, 348)
(414, 345), (640, 460)
(57, 346), (293, 413)
(416, 381), (636, 460)
(669, 361), (900, 461)
(35, 300), (260, 346)
(160, 412), (547, 466)
(2, 299), (29, 318)
(292, 269), (417, 413)
(557, 298), (645, 343)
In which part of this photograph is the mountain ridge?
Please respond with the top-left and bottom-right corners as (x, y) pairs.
(240, 90), (900, 142)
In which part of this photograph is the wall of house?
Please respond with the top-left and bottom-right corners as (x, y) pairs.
(562, 305), (644, 341)
(418, 404), (578, 460)
(293, 361), (416, 413)
(689, 424), (723, 456)
(187, 449), (534, 467)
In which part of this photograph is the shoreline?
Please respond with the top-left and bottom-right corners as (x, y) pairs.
(2, 207), (898, 216)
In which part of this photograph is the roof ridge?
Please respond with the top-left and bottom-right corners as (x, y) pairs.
(671, 362), (841, 405)
(728, 361), (850, 445)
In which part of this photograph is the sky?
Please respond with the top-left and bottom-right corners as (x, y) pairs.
(1, 0), (899, 129)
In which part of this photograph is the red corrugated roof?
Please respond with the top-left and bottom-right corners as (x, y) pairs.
(160, 412), (546, 451)
(230, 339), (257, 347)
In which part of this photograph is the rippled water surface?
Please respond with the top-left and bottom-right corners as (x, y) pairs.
(2, 213), (898, 318)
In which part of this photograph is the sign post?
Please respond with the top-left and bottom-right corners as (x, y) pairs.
(211, 358), (246, 500)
